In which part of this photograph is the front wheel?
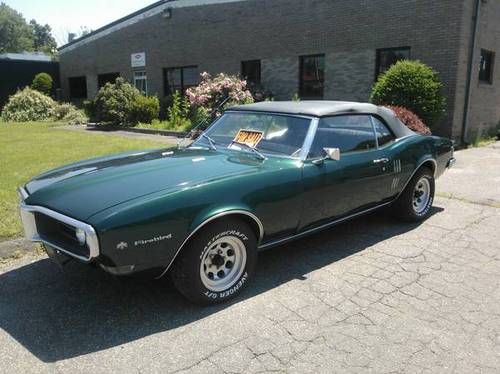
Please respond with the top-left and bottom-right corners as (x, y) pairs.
(170, 218), (257, 305)
(393, 167), (435, 222)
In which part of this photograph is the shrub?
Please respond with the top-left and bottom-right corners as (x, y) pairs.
(130, 95), (160, 124)
(1, 87), (56, 122)
(251, 87), (274, 102)
(167, 91), (191, 130)
(54, 102), (88, 125)
(31, 72), (53, 95)
(62, 108), (88, 125)
(189, 106), (210, 128)
(93, 77), (141, 125)
(370, 60), (446, 128)
(385, 106), (431, 135)
(186, 72), (253, 119)
(53, 102), (75, 120)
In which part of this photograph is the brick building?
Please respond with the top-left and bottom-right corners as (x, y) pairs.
(58, 0), (500, 143)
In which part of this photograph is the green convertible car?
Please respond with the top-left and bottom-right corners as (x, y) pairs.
(19, 101), (455, 304)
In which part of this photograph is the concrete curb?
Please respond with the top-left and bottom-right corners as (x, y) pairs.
(86, 124), (187, 138)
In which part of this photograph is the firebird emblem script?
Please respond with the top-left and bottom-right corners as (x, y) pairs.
(134, 234), (173, 247)
(116, 242), (128, 250)
(116, 234), (172, 250)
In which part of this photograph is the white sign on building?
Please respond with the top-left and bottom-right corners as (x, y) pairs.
(131, 52), (146, 67)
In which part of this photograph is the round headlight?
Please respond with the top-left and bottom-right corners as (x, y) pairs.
(75, 228), (86, 246)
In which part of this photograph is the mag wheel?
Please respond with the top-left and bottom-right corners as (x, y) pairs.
(412, 177), (432, 215)
(199, 235), (247, 292)
(394, 167), (435, 222)
(171, 218), (257, 305)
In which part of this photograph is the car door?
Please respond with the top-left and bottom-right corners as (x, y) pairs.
(299, 114), (392, 230)
(370, 115), (400, 199)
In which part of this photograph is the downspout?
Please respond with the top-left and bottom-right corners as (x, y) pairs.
(461, 0), (482, 144)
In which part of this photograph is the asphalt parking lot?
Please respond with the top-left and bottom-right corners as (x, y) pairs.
(1, 143), (499, 374)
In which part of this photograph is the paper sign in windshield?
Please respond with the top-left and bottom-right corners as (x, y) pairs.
(232, 129), (264, 148)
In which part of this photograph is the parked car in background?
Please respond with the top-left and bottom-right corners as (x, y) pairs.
(19, 101), (455, 304)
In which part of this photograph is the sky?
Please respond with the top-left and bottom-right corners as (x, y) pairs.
(4, 0), (157, 46)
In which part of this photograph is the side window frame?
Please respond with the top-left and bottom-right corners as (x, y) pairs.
(369, 115), (396, 149)
(307, 114), (379, 159)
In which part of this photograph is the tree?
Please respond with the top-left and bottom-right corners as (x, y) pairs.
(370, 60), (446, 128)
(29, 20), (57, 54)
(0, 3), (33, 53)
(32, 72), (53, 95)
(0, 3), (58, 54)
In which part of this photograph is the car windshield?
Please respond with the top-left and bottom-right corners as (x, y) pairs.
(193, 112), (312, 157)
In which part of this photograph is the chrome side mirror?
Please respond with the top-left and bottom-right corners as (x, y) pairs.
(312, 147), (341, 165)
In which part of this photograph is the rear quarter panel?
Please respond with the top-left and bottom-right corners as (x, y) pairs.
(386, 135), (453, 195)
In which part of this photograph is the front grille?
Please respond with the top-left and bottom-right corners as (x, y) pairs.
(35, 212), (90, 259)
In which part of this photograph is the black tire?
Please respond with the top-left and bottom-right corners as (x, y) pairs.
(171, 218), (258, 305)
(393, 167), (435, 222)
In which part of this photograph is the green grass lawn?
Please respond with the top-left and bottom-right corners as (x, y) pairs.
(0, 122), (172, 241)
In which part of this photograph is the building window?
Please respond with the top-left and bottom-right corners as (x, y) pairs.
(299, 54), (325, 99)
(163, 66), (198, 96)
(375, 47), (411, 78)
(133, 71), (147, 94)
(68, 76), (87, 99)
(479, 49), (495, 84)
(241, 60), (261, 87)
(97, 72), (119, 88)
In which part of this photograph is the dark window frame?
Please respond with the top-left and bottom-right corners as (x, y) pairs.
(97, 72), (120, 89)
(479, 49), (495, 84)
(241, 60), (261, 87)
(375, 46), (411, 79)
(299, 54), (325, 99)
(163, 65), (198, 96)
(68, 76), (87, 99)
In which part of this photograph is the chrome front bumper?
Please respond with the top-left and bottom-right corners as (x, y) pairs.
(18, 187), (100, 262)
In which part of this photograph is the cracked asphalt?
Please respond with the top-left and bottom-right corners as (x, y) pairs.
(1, 143), (499, 373)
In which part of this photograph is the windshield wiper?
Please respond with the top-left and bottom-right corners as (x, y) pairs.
(201, 133), (217, 151)
(230, 142), (267, 161)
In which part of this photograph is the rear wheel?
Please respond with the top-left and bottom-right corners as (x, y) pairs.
(171, 218), (257, 305)
(393, 167), (435, 222)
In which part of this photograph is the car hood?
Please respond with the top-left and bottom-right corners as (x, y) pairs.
(24, 147), (268, 220)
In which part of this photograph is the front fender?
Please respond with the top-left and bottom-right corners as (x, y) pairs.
(88, 189), (265, 272)
(152, 206), (264, 279)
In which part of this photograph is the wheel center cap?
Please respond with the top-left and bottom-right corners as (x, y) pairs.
(212, 254), (225, 267)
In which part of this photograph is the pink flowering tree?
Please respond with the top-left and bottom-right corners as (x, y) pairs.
(186, 72), (254, 119)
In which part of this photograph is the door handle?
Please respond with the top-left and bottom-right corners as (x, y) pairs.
(373, 158), (389, 164)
